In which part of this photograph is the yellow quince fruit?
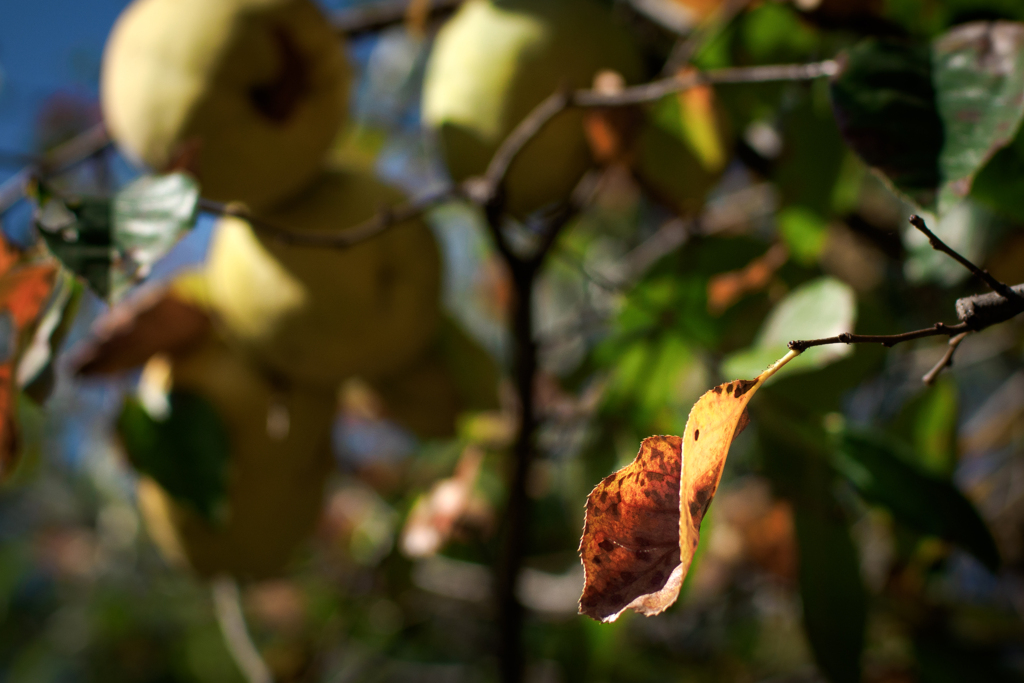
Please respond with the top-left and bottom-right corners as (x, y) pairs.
(101, 0), (349, 209)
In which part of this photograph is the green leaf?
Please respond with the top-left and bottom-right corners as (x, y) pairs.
(831, 22), (1024, 214)
(118, 390), (230, 523)
(970, 118), (1024, 221)
(777, 206), (828, 265)
(793, 508), (866, 683)
(755, 394), (866, 683)
(933, 22), (1024, 213)
(112, 172), (199, 297)
(37, 196), (114, 298)
(722, 277), (856, 379)
(17, 270), (83, 404)
(36, 173), (199, 300)
(836, 430), (1000, 572)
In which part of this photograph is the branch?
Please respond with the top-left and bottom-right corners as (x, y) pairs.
(908, 214), (1021, 301)
(0, 124), (111, 214)
(196, 184), (457, 248)
(788, 322), (969, 352)
(3, 60), (836, 257)
(572, 59), (839, 107)
(789, 214), (1024, 379)
(922, 331), (969, 385)
(331, 0), (463, 36)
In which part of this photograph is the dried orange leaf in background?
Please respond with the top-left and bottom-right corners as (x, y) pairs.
(0, 232), (59, 478)
(579, 350), (799, 622)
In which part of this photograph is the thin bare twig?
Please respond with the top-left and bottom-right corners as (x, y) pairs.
(908, 214), (1021, 301)
(211, 577), (273, 683)
(0, 124), (111, 214)
(789, 215), (1024, 376)
(923, 331), (970, 385)
(573, 59), (839, 107)
(788, 322), (970, 352)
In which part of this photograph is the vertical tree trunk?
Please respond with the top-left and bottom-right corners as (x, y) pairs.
(497, 262), (538, 683)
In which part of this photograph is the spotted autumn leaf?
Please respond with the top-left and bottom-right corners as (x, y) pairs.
(579, 350), (799, 622)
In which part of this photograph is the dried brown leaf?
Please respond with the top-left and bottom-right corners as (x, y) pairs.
(72, 275), (211, 376)
(579, 350), (799, 621)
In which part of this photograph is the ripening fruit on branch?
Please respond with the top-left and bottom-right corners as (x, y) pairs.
(421, 0), (643, 218)
(206, 169), (442, 389)
(101, 0), (349, 210)
(133, 336), (337, 580)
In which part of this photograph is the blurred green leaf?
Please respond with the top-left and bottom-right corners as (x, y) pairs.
(777, 207), (828, 265)
(740, 3), (819, 64)
(836, 430), (1000, 572)
(776, 81), (848, 216)
(794, 508), (866, 683)
(118, 390), (230, 523)
(971, 119), (1024, 221)
(16, 270), (82, 404)
(831, 38), (943, 207)
(37, 195), (113, 298)
(723, 277), (855, 379)
(36, 173), (198, 300)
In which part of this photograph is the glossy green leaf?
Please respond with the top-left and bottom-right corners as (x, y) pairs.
(118, 390), (230, 524)
(836, 430), (1000, 572)
(722, 277), (855, 379)
(933, 21), (1024, 213)
(831, 22), (1024, 214)
(111, 172), (199, 297)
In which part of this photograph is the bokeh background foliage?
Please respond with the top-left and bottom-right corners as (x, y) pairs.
(1, 0), (1024, 682)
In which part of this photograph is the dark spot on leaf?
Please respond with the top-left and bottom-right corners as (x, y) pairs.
(726, 384), (733, 394)
(733, 379), (757, 397)
(598, 539), (615, 552)
(713, 386), (722, 394)
(694, 429), (700, 441)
